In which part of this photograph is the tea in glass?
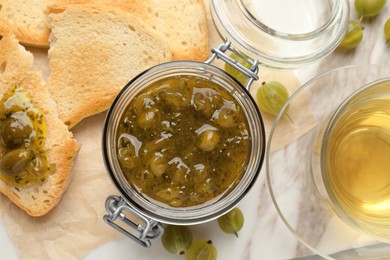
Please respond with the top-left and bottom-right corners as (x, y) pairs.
(322, 79), (390, 243)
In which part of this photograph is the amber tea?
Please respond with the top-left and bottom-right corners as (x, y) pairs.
(322, 81), (390, 243)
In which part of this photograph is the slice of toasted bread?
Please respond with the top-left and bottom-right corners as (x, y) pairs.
(116, 0), (209, 61)
(46, 4), (172, 128)
(0, 32), (34, 85)
(0, 0), (208, 60)
(55, 0), (209, 61)
(0, 0), (53, 47)
(0, 34), (80, 216)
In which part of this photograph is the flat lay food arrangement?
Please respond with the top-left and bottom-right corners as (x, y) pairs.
(0, 0), (389, 259)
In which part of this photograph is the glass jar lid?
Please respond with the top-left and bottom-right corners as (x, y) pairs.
(210, 0), (350, 69)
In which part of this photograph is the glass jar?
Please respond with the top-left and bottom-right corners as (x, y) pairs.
(210, 0), (350, 68)
(102, 54), (265, 247)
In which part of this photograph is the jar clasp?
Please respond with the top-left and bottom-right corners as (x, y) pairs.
(204, 41), (260, 91)
(103, 195), (164, 247)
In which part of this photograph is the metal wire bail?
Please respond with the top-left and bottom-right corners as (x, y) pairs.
(103, 195), (164, 247)
(204, 41), (260, 91)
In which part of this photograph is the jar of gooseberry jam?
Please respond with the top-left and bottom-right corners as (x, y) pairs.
(102, 45), (265, 247)
(102, 0), (350, 247)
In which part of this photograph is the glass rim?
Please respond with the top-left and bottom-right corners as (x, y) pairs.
(238, 0), (341, 40)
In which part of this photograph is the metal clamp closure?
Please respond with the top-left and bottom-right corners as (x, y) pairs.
(205, 41), (260, 91)
(103, 195), (164, 247)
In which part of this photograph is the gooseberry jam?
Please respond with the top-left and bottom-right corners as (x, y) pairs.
(116, 75), (251, 207)
(0, 85), (53, 187)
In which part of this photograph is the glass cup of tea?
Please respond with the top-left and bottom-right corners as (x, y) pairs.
(267, 64), (390, 258)
(319, 78), (390, 244)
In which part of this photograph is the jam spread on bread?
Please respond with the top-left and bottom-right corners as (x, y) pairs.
(0, 85), (54, 187)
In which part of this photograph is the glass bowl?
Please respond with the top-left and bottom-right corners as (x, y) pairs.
(266, 64), (390, 259)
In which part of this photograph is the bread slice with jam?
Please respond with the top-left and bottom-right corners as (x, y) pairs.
(0, 34), (80, 216)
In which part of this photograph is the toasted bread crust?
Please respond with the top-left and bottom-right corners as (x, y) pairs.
(0, 34), (80, 216)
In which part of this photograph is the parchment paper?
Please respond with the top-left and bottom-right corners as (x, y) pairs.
(0, 1), (315, 259)
(0, 111), (121, 260)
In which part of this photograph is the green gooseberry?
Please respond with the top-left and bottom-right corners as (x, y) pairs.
(338, 20), (364, 49)
(224, 52), (252, 85)
(0, 148), (33, 176)
(355, 0), (387, 18)
(186, 240), (217, 260)
(217, 207), (244, 237)
(161, 225), (193, 255)
(256, 81), (290, 117)
(384, 18), (390, 41)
